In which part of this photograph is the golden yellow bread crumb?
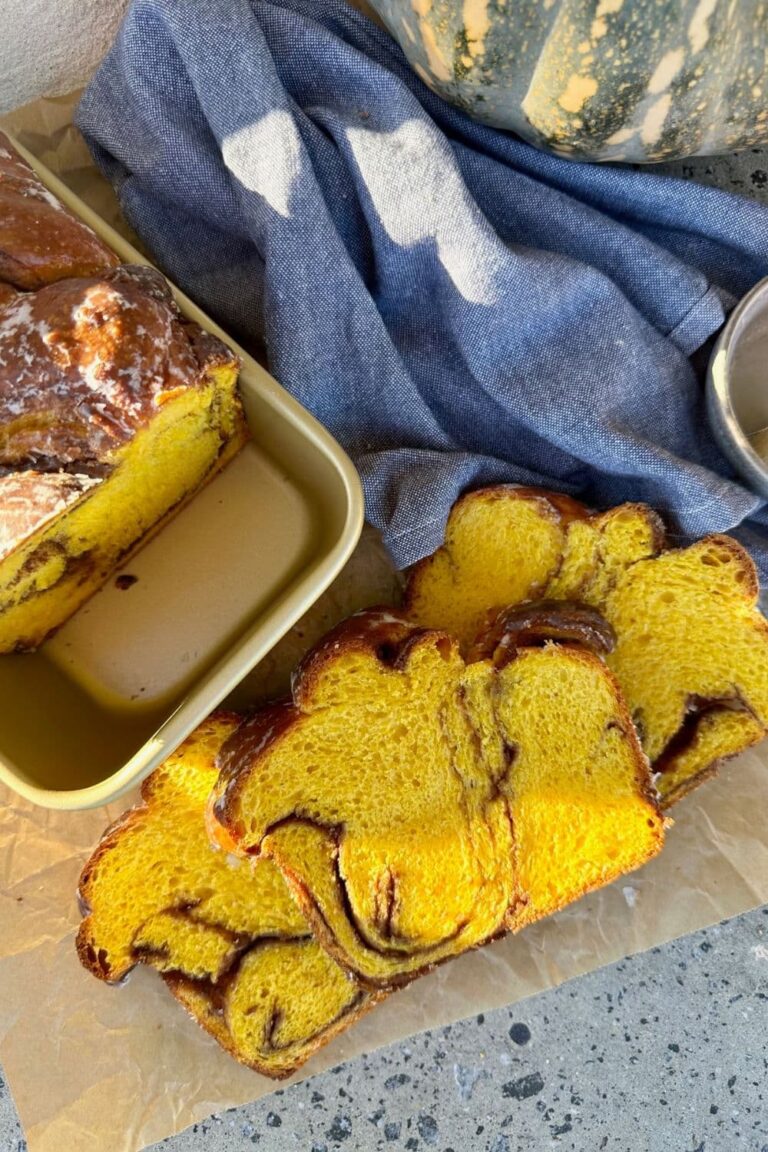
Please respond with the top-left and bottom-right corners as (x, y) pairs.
(0, 264), (248, 653)
(77, 713), (377, 1079)
(404, 487), (768, 807)
(209, 611), (663, 987)
(403, 486), (587, 647)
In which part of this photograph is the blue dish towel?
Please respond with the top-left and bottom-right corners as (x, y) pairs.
(77, 0), (768, 574)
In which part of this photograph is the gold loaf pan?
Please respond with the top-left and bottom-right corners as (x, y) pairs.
(0, 139), (363, 810)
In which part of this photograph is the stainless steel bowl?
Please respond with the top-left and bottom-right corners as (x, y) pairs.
(707, 277), (768, 500)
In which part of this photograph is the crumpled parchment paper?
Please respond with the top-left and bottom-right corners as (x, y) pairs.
(1, 94), (768, 1152)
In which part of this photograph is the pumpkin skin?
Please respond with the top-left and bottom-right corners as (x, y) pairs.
(369, 0), (768, 162)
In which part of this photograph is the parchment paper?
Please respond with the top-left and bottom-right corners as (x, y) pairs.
(2, 96), (768, 1152)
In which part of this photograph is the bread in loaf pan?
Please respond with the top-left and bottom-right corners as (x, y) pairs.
(77, 713), (377, 1079)
(404, 487), (768, 807)
(0, 264), (248, 652)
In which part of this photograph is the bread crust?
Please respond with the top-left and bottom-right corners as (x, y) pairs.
(470, 600), (616, 665)
(0, 265), (239, 475)
(0, 132), (118, 290)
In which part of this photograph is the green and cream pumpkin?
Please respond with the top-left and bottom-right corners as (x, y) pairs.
(368, 0), (768, 162)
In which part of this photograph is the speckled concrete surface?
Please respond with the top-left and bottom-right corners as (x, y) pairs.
(3, 908), (768, 1152)
(2, 150), (768, 1152)
(145, 907), (768, 1151)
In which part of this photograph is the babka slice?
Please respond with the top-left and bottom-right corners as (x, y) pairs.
(0, 132), (118, 289)
(404, 487), (768, 806)
(0, 264), (248, 652)
(209, 610), (663, 987)
(77, 713), (377, 1079)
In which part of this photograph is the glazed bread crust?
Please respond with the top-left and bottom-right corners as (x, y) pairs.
(0, 132), (118, 289)
(0, 264), (233, 479)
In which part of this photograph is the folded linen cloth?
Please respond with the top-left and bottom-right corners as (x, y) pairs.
(77, 0), (768, 573)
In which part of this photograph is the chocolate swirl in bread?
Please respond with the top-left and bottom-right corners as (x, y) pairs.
(77, 714), (379, 1079)
(405, 487), (768, 807)
(209, 609), (663, 987)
